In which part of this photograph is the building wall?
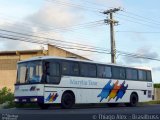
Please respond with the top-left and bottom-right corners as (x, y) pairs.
(0, 45), (88, 91)
(48, 44), (87, 60)
(154, 88), (160, 100)
(0, 53), (44, 91)
(0, 55), (19, 91)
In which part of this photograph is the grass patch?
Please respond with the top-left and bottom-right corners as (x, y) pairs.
(0, 87), (38, 109)
(4, 103), (39, 109)
(140, 100), (160, 105)
(154, 84), (160, 88)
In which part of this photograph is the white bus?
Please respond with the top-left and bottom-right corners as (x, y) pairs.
(14, 56), (153, 109)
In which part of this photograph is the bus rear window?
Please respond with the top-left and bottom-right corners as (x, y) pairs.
(147, 71), (152, 81)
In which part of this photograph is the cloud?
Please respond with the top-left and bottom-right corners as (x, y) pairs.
(122, 46), (159, 64)
(0, 0), (85, 51)
(153, 67), (160, 72)
(95, 0), (123, 8)
(0, 21), (44, 50)
(130, 33), (149, 42)
(27, 1), (84, 31)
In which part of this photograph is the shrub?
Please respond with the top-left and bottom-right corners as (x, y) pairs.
(0, 87), (14, 104)
(154, 84), (160, 88)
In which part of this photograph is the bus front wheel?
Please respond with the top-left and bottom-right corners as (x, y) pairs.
(125, 93), (138, 107)
(61, 92), (75, 109)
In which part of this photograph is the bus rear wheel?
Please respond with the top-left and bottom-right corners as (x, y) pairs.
(61, 92), (75, 109)
(126, 93), (138, 107)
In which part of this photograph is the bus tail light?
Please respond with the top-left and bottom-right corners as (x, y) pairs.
(148, 90), (152, 98)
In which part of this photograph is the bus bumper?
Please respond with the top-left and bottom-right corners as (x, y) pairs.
(14, 96), (44, 103)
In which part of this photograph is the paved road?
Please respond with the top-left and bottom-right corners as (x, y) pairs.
(0, 104), (160, 120)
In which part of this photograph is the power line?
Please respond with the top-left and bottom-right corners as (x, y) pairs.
(1, 27), (160, 62)
(116, 31), (160, 34)
(1, 32), (160, 62)
(117, 16), (160, 29)
(45, 0), (102, 13)
(82, 0), (107, 8)
(117, 13), (160, 26)
(0, 28), (111, 51)
(0, 14), (104, 32)
(0, 34), (111, 54)
(0, 17), (105, 43)
(122, 10), (160, 25)
(118, 52), (160, 61)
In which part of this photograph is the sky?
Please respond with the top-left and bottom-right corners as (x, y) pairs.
(0, 0), (160, 83)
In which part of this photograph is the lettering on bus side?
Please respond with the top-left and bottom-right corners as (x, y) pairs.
(70, 79), (97, 86)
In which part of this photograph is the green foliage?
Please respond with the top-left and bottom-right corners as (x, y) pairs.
(0, 87), (14, 104)
(154, 84), (160, 88)
(0, 87), (38, 108)
(141, 100), (160, 105)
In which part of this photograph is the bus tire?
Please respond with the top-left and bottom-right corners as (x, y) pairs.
(126, 93), (138, 107)
(61, 92), (75, 109)
(38, 103), (50, 109)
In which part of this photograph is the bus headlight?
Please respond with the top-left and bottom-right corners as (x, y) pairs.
(14, 98), (19, 102)
(30, 98), (38, 102)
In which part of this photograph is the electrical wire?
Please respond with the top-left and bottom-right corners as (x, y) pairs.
(1, 30), (160, 62)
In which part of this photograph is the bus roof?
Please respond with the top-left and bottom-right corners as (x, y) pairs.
(18, 56), (152, 71)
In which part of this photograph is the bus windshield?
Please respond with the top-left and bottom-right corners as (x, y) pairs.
(17, 61), (43, 84)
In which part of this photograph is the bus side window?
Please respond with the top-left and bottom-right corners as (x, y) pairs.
(71, 62), (79, 76)
(80, 63), (88, 77)
(80, 63), (96, 77)
(138, 70), (147, 81)
(88, 64), (96, 77)
(112, 67), (125, 79)
(104, 66), (112, 78)
(46, 62), (60, 84)
(147, 71), (152, 81)
(126, 68), (138, 80)
(62, 62), (70, 75)
(97, 65), (104, 78)
(97, 65), (111, 78)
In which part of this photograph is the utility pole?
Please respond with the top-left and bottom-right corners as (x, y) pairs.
(103, 8), (121, 64)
